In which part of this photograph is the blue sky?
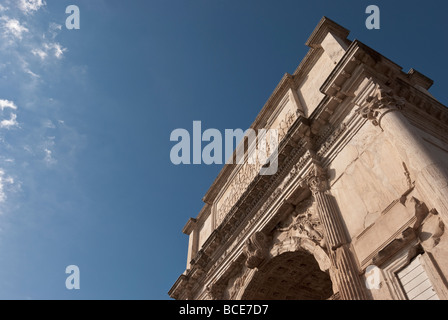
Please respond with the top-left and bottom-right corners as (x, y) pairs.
(0, 0), (446, 300)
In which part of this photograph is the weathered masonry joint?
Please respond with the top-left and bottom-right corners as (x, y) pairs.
(169, 17), (448, 300)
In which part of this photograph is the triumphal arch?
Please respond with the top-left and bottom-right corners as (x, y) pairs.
(169, 17), (448, 300)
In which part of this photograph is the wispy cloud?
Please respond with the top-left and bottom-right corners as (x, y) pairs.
(0, 1), (66, 79)
(18, 56), (40, 79)
(43, 148), (55, 165)
(43, 42), (67, 59)
(0, 97), (19, 209)
(31, 42), (67, 63)
(47, 22), (61, 39)
(0, 99), (18, 130)
(0, 169), (14, 204)
(43, 119), (55, 129)
(18, 0), (46, 15)
(39, 133), (57, 166)
(0, 0), (84, 219)
(0, 100), (17, 111)
(0, 113), (18, 129)
(1, 16), (28, 40)
(31, 24), (66, 61)
(31, 48), (47, 60)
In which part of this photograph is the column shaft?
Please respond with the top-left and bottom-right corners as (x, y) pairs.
(308, 169), (368, 300)
(380, 110), (448, 222)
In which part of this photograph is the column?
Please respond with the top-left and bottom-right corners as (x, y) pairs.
(307, 163), (368, 300)
(358, 86), (448, 224)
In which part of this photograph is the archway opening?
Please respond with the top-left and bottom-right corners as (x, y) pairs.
(241, 251), (333, 300)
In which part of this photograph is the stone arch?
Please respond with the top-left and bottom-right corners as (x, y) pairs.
(271, 236), (332, 275)
(237, 236), (336, 300)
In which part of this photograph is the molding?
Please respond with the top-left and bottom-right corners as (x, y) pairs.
(423, 253), (448, 300)
(182, 218), (197, 235)
(407, 68), (433, 90)
(170, 17), (448, 301)
(305, 16), (350, 49)
(201, 73), (296, 206)
(381, 241), (420, 300)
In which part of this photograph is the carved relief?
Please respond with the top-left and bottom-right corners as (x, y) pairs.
(210, 149), (311, 277)
(317, 123), (347, 157)
(299, 214), (324, 243)
(305, 162), (328, 194)
(276, 199), (324, 247)
(217, 162), (259, 226)
(216, 105), (300, 227)
(208, 282), (226, 300)
(307, 174), (328, 195)
(171, 19), (448, 302)
(278, 108), (298, 141)
(244, 232), (271, 269)
(227, 266), (251, 300)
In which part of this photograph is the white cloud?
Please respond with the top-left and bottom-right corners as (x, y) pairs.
(25, 69), (39, 78)
(0, 100), (19, 129)
(42, 136), (57, 166)
(0, 113), (18, 129)
(33, 42), (67, 61)
(45, 42), (66, 59)
(49, 23), (62, 31)
(44, 148), (56, 165)
(0, 169), (14, 204)
(31, 48), (47, 60)
(0, 99), (18, 111)
(23, 145), (33, 154)
(52, 43), (66, 59)
(1, 16), (29, 40)
(48, 22), (62, 39)
(18, 0), (46, 15)
(19, 57), (40, 78)
(43, 120), (55, 128)
(0, 2), (82, 222)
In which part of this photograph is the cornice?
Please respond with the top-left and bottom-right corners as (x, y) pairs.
(182, 218), (197, 235)
(201, 73), (295, 206)
(305, 16), (350, 49)
(196, 18), (356, 223)
(199, 19), (353, 217)
(171, 17), (448, 300)
(319, 39), (448, 131)
(407, 68), (433, 90)
(394, 77), (448, 124)
(168, 273), (189, 300)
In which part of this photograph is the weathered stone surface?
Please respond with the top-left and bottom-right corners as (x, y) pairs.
(169, 17), (448, 301)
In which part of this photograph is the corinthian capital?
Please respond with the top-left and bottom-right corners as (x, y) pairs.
(306, 162), (328, 194)
(357, 86), (405, 127)
(307, 174), (328, 194)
